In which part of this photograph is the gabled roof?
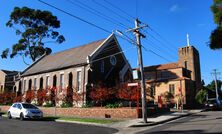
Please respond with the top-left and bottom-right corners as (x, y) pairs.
(143, 63), (181, 72)
(22, 36), (109, 76)
(1, 70), (18, 75)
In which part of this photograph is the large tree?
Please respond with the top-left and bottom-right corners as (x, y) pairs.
(210, 0), (222, 49)
(1, 7), (65, 63)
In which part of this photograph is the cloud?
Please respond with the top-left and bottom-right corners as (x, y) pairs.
(197, 23), (206, 27)
(169, 4), (179, 12)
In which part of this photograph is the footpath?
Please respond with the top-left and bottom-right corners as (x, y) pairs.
(55, 109), (204, 129)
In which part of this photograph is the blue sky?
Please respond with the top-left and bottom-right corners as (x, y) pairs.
(0, 0), (221, 85)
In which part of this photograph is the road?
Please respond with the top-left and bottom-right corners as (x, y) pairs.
(1, 111), (222, 134)
(0, 117), (118, 134)
(137, 111), (222, 134)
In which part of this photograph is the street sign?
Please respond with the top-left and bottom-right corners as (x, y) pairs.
(127, 83), (139, 87)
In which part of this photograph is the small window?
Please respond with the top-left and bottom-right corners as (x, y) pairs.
(46, 76), (50, 88)
(110, 55), (117, 66)
(39, 77), (43, 89)
(34, 78), (37, 90)
(60, 74), (64, 92)
(24, 80), (26, 91)
(169, 84), (175, 95)
(184, 61), (188, 69)
(77, 71), (81, 92)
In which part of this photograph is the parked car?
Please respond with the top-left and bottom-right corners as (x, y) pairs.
(205, 98), (222, 110)
(7, 102), (43, 120)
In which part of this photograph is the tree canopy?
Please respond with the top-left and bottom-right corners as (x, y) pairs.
(210, 0), (222, 50)
(1, 7), (65, 63)
(206, 80), (222, 91)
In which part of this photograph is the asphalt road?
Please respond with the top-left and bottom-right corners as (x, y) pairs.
(137, 111), (222, 134)
(0, 117), (118, 134)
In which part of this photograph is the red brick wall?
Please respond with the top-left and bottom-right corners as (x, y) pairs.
(0, 106), (138, 119)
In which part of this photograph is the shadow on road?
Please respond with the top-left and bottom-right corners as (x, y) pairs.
(139, 130), (222, 134)
(20, 117), (60, 122)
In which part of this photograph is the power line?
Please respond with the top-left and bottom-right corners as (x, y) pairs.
(103, 0), (135, 19)
(93, 0), (178, 59)
(39, 0), (175, 65)
(144, 25), (178, 49)
(38, 0), (111, 34)
(97, 0), (178, 53)
(144, 48), (173, 63)
(38, 0), (138, 57)
(66, 0), (129, 29)
(143, 39), (178, 60)
(116, 30), (174, 64)
(143, 29), (178, 53)
(92, 0), (132, 24)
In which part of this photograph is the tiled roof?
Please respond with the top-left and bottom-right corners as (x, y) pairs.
(22, 38), (106, 76)
(143, 63), (181, 71)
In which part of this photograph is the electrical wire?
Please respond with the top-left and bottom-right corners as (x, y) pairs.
(65, 0), (129, 29)
(103, 0), (135, 19)
(38, 0), (111, 34)
(94, 0), (178, 60)
(38, 0), (175, 65)
(92, 0), (132, 24)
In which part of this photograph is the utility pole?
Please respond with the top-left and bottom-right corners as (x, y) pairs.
(127, 18), (148, 123)
(211, 69), (221, 100)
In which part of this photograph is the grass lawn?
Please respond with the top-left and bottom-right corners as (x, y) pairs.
(58, 117), (120, 124)
(42, 116), (120, 124)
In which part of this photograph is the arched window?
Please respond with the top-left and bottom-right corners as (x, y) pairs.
(39, 77), (43, 89)
(184, 61), (188, 69)
(53, 75), (57, 88)
(28, 79), (32, 90)
(18, 81), (22, 94)
(68, 72), (73, 88)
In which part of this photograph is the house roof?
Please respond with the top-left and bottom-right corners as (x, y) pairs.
(1, 70), (18, 75)
(143, 62), (181, 72)
(22, 37), (107, 76)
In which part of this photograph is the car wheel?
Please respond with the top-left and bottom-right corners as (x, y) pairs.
(8, 112), (12, 119)
(20, 113), (24, 121)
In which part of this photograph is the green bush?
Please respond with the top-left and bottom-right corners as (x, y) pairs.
(105, 103), (120, 108)
(81, 102), (93, 108)
(43, 101), (54, 107)
(60, 102), (73, 108)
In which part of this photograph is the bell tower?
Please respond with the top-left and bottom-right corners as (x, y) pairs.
(178, 34), (201, 90)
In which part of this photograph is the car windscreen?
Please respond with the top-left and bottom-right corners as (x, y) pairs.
(22, 104), (38, 109)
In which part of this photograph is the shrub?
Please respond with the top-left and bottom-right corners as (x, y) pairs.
(81, 102), (93, 108)
(43, 101), (53, 107)
(105, 103), (121, 108)
(60, 102), (73, 108)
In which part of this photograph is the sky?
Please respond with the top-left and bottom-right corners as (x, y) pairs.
(0, 0), (221, 85)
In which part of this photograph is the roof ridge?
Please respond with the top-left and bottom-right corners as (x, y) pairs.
(144, 62), (178, 68)
(49, 38), (106, 56)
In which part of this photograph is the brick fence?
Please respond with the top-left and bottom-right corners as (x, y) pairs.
(0, 106), (139, 119)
